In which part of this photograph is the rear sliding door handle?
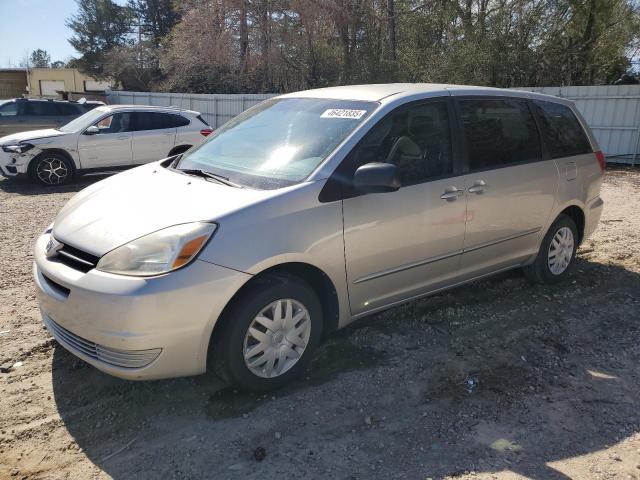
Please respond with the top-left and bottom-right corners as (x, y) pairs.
(440, 187), (464, 200)
(468, 180), (487, 194)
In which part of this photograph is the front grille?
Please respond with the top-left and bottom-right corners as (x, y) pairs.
(42, 274), (71, 297)
(44, 314), (161, 369)
(55, 242), (100, 273)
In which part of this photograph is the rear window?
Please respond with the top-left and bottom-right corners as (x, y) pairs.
(532, 100), (592, 158)
(459, 98), (542, 170)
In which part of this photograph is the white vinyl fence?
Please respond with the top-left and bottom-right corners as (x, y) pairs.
(517, 85), (640, 165)
(106, 91), (277, 129)
(108, 86), (640, 166)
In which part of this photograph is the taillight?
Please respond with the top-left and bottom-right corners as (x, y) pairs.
(594, 150), (606, 171)
(200, 128), (214, 137)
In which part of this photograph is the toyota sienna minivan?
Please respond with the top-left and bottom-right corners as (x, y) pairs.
(34, 84), (604, 390)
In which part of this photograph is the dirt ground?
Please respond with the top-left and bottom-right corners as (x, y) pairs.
(0, 167), (639, 480)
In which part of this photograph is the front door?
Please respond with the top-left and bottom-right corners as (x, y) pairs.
(78, 112), (133, 168)
(342, 99), (467, 315)
(130, 112), (176, 164)
(454, 96), (558, 277)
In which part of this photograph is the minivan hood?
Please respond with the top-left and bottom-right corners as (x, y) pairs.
(0, 129), (68, 145)
(52, 163), (278, 256)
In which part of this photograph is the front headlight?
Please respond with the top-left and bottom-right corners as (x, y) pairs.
(2, 143), (34, 154)
(96, 222), (217, 276)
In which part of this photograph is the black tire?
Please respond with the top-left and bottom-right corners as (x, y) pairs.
(30, 152), (73, 186)
(212, 274), (323, 391)
(523, 214), (578, 284)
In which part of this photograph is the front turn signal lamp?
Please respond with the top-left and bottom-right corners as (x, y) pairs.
(96, 222), (217, 276)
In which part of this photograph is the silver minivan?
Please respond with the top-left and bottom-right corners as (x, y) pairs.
(34, 84), (604, 390)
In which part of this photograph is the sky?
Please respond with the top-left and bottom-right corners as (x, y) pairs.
(0, 0), (79, 67)
(0, 0), (126, 68)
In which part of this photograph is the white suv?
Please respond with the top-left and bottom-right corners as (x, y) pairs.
(0, 105), (213, 185)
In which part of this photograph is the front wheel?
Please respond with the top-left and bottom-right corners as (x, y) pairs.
(212, 274), (323, 391)
(524, 214), (578, 284)
(31, 152), (73, 186)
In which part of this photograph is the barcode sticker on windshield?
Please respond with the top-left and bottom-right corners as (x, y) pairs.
(321, 109), (367, 119)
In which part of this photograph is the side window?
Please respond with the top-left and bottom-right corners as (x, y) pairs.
(164, 114), (190, 128)
(350, 101), (453, 186)
(94, 113), (132, 134)
(0, 102), (18, 116)
(532, 100), (592, 158)
(130, 112), (175, 131)
(57, 103), (81, 116)
(459, 98), (541, 170)
(27, 101), (59, 116)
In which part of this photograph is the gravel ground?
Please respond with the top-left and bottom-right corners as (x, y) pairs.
(0, 168), (639, 480)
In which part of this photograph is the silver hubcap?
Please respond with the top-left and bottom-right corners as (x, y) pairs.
(243, 299), (311, 378)
(548, 227), (574, 275)
(36, 157), (68, 185)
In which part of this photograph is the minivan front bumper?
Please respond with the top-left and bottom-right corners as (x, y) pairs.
(34, 232), (251, 380)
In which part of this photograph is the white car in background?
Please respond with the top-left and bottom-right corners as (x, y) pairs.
(0, 105), (213, 185)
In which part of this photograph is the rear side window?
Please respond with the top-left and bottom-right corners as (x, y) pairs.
(131, 112), (163, 131)
(130, 112), (185, 130)
(26, 101), (59, 116)
(57, 103), (81, 115)
(532, 101), (592, 158)
(459, 98), (541, 170)
(164, 114), (190, 128)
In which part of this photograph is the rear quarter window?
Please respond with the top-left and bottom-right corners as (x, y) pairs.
(532, 100), (592, 158)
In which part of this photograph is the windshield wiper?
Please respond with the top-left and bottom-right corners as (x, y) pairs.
(178, 168), (243, 188)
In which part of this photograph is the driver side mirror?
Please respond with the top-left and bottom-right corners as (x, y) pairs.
(84, 125), (100, 135)
(353, 162), (401, 194)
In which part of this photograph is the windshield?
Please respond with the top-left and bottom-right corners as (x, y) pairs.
(58, 107), (109, 133)
(177, 98), (377, 189)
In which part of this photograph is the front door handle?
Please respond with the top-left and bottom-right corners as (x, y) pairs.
(440, 186), (464, 200)
(116, 136), (129, 140)
(468, 180), (487, 194)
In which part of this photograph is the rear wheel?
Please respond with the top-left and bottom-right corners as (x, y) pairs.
(524, 214), (578, 284)
(31, 152), (73, 186)
(212, 274), (323, 391)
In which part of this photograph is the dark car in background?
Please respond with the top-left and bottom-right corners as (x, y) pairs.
(0, 98), (104, 137)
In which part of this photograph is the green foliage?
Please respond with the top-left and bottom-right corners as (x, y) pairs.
(67, 0), (640, 92)
(29, 49), (51, 68)
(67, 0), (133, 78)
